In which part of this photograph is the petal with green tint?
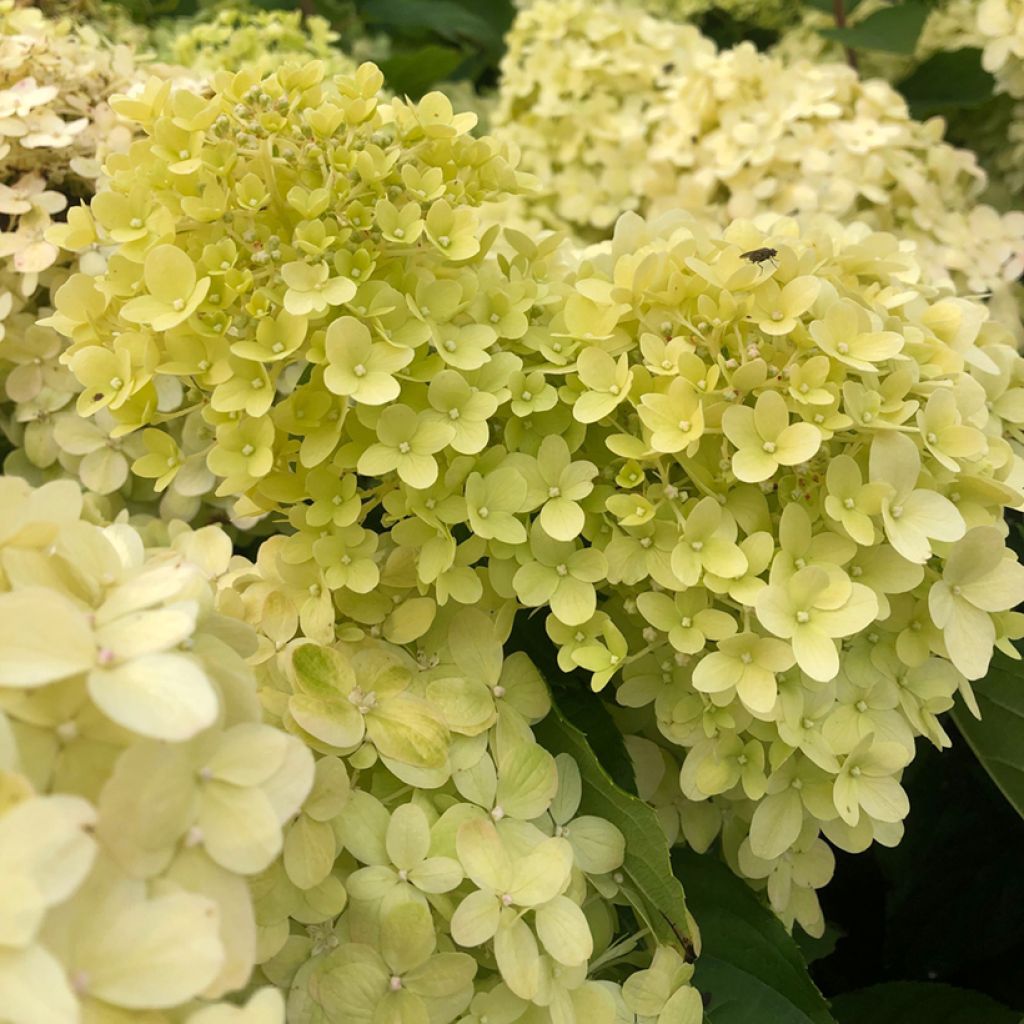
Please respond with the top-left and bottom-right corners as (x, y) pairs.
(550, 754), (582, 825)
(856, 776), (909, 823)
(291, 643), (355, 698)
(284, 815), (337, 890)
(565, 815), (625, 875)
(534, 895), (593, 966)
(540, 498), (585, 542)
(0, 589), (93, 687)
(493, 912), (541, 1000)
(366, 697), (449, 769)
(496, 742), (558, 820)
(204, 724), (289, 786)
(0, 944), (78, 1024)
(403, 951), (477, 998)
(81, 890), (224, 1008)
(346, 865), (398, 901)
(425, 678), (495, 736)
(338, 791), (391, 866)
(749, 788), (803, 860)
(386, 804), (431, 872)
(509, 837), (573, 906)
(456, 818), (510, 893)
(374, 988), (428, 1024)
(408, 857), (463, 894)
(199, 781), (282, 874)
(320, 961), (386, 1022)
(88, 654), (217, 741)
(289, 693), (365, 749)
(450, 890), (501, 947)
(791, 626), (838, 683)
(660, 985), (704, 1024)
(381, 900), (435, 974)
(551, 577), (596, 627)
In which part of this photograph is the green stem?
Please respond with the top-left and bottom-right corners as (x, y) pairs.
(832, 0), (859, 72)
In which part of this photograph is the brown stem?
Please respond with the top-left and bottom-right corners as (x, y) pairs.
(832, 0), (859, 71)
(299, 0), (316, 21)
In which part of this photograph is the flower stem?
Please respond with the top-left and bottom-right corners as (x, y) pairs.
(832, 0), (859, 72)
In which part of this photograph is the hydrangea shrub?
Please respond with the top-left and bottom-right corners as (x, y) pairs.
(48, 45), (1024, 935)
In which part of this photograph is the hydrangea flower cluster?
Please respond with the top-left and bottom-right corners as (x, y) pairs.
(0, 475), (693, 1024)
(546, 208), (1024, 931)
(979, 0), (1024, 98)
(0, 2), (170, 517)
(157, 6), (355, 79)
(48, 60), (537, 525)
(0, 0), (142, 291)
(51, 51), (1024, 930)
(492, 0), (1024, 295)
(0, 476), (307, 1022)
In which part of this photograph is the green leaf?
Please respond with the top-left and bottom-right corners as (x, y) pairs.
(379, 45), (467, 98)
(898, 49), (996, 117)
(794, 923), (842, 966)
(533, 695), (694, 958)
(819, 3), (929, 53)
(831, 983), (1020, 1024)
(952, 649), (1024, 820)
(360, 0), (501, 46)
(803, 0), (865, 14)
(672, 849), (834, 1024)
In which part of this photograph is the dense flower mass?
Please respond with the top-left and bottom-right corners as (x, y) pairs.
(0, 0), (143, 288)
(0, 475), (695, 1024)
(1, 1), (1023, 1009)
(157, 6), (355, 78)
(49, 49), (1024, 930)
(0, 1), (169, 519)
(492, 0), (1024, 295)
(0, 476), (308, 1022)
(979, 0), (1024, 98)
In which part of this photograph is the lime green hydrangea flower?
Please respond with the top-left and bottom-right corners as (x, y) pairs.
(43, 48), (1024, 946)
(0, 479), (650, 1024)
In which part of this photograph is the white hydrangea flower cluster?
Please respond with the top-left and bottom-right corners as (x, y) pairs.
(0, 1), (169, 516)
(49, 57), (1024, 930)
(0, 0), (144, 292)
(979, 0), (1024, 98)
(544, 209), (1024, 933)
(0, 475), (700, 1024)
(0, 475), (307, 1023)
(493, 0), (1024, 294)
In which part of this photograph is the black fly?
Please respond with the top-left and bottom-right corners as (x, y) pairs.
(740, 246), (778, 269)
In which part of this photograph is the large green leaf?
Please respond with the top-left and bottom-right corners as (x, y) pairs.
(804, 0), (866, 14)
(534, 696), (694, 957)
(898, 49), (996, 117)
(379, 45), (467, 98)
(952, 649), (1024, 820)
(819, 2), (929, 54)
(360, 0), (501, 46)
(831, 982), (1019, 1024)
(673, 849), (835, 1024)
